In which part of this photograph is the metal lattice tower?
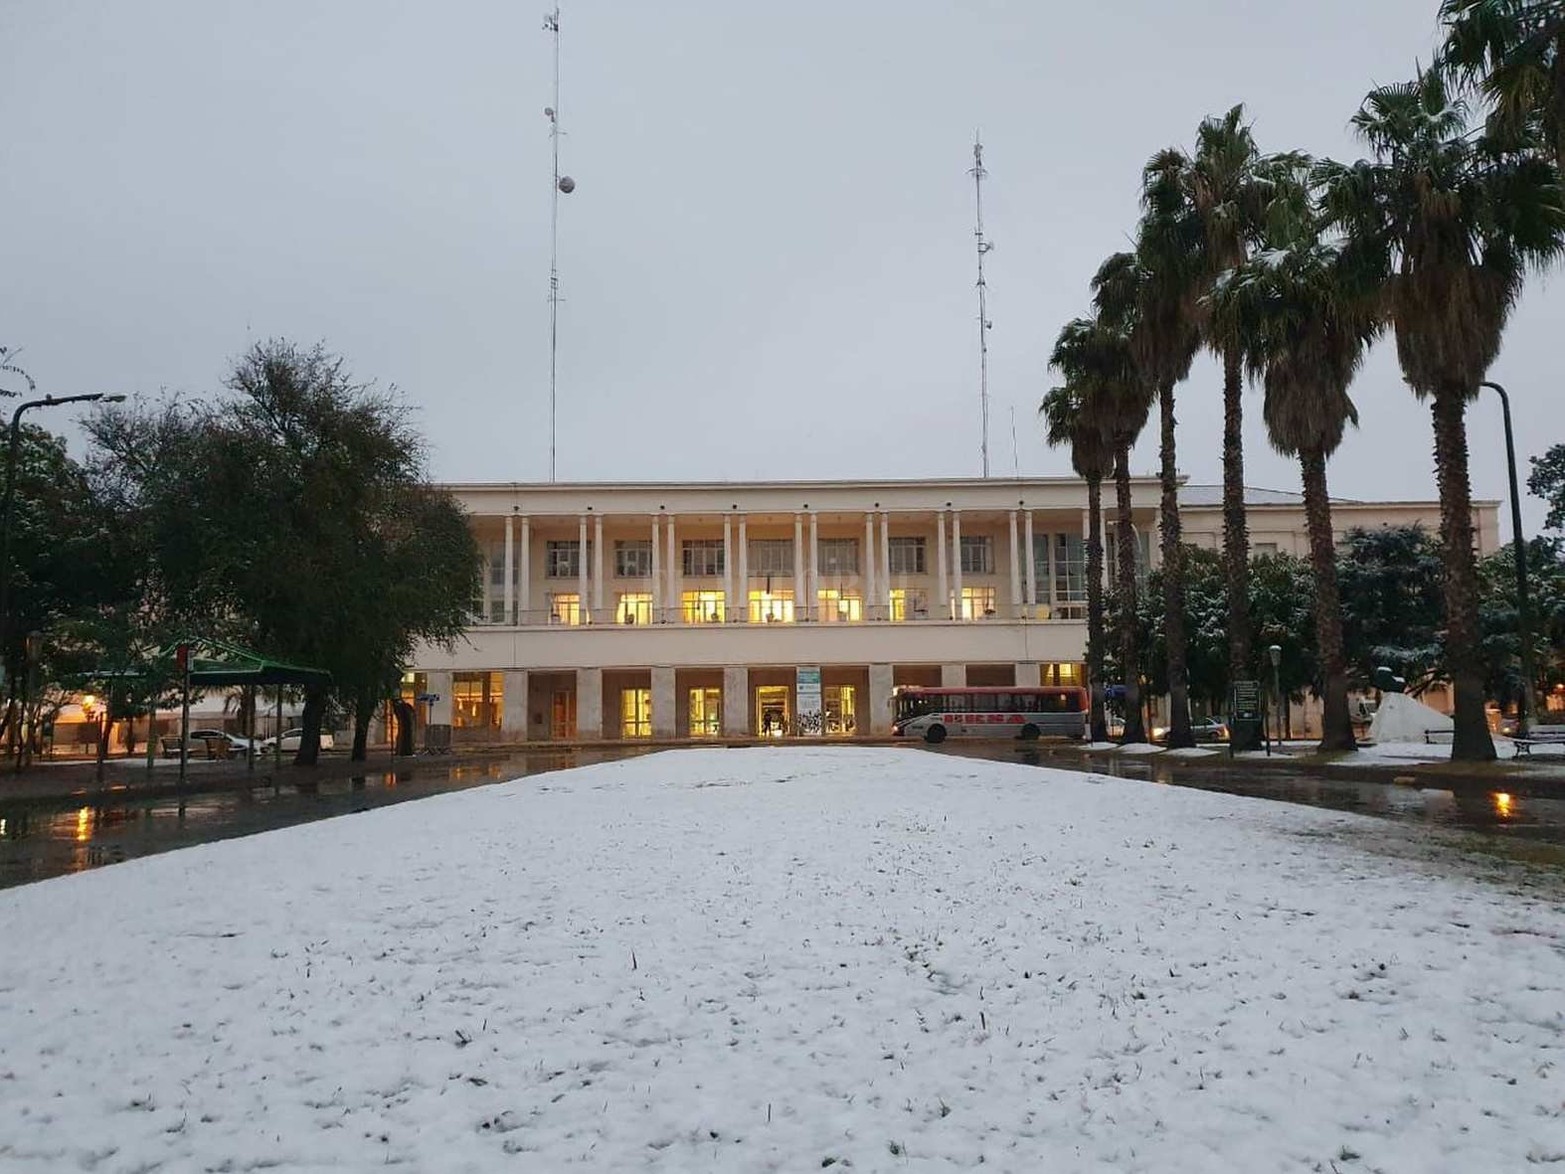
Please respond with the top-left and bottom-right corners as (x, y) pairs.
(970, 135), (993, 478)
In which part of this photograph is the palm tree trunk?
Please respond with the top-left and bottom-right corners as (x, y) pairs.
(1221, 345), (1258, 750)
(1113, 441), (1145, 744)
(351, 693), (373, 762)
(1298, 447), (1355, 753)
(294, 684), (327, 767)
(1158, 382), (1194, 749)
(1085, 474), (1109, 742)
(1430, 392), (1497, 762)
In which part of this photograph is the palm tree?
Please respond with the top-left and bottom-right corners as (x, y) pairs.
(1156, 108), (1284, 736)
(1441, 0), (1565, 167)
(1092, 161), (1207, 750)
(1211, 202), (1382, 752)
(1042, 344), (1116, 742)
(1318, 70), (1565, 761)
(1053, 301), (1152, 743)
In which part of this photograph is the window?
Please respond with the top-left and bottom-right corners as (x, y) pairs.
(1053, 533), (1085, 603)
(1253, 542), (1279, 557)
(890, 587), (927, 622)
(689, 687), (721, 737)
(681, 590), (725, 624)
(824, 685), (856, 735)
(617, 592), (651, 625)
(546, 540), (586, 579)
(615, 540), (652, 578)
(549, 592), (582, 626)
(682, 539), (725, 578)
(960, 535), (994, 575)
(960, 585), (997, 619)
(486, 544), (507, 623)
(818, 538), (859, 575)
(888, 537), (926, 575)
(621, 688), (651, 738)
(818, 589), (862, 622)
(1106, 527), (1152, 585)
(452, 672), (502, 730)
(748, 539), (793, 575)
(1031, 540), (1050, 604)
(749, 589), (795, 623)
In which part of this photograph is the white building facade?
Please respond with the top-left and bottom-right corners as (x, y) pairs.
(410, 477), (1498, 743)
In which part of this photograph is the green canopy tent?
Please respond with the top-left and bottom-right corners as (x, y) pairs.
(77, 638), (331, 780)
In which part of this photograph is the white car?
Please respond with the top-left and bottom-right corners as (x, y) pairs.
(259, 727), (336, 753)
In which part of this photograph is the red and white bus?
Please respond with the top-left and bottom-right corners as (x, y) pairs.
(891, 685), (1089, 744)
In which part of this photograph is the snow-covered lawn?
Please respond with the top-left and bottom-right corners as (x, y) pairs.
(2, 747), (1564, 1172)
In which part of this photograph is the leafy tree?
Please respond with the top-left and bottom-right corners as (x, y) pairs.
(1318, 69), (1565, 761)
(88, 341), (481, 765)
(1478, 536), (1565, 713)
(1528, 443), (1565, 532)
(1336, 525), (1447, 695)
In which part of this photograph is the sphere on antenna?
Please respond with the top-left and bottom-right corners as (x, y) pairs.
(557, 176), (576, 194)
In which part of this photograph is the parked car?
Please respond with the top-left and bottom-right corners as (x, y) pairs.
(1151, 716), (1230, 744)
(162, 728), (257, 758)
(258, 728), (336, 753)
(190, 729), (259, 754)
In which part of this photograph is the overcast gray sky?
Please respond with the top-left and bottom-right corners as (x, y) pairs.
(3, 1), (1559, 537)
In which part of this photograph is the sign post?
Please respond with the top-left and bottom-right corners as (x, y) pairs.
(176, 643), (192, 795)
(794, 668), (823, 737)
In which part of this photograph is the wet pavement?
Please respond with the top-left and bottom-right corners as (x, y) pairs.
(0, 749), (649, 890)
(934, 741), (1565, 848)
(4, 741), (1565, 890)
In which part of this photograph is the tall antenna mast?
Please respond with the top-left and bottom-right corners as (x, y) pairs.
(970, 135), (993, 478)
(544, 5), (565, 482)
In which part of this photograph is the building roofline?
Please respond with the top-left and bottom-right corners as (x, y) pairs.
(435, 474), (1169, 492)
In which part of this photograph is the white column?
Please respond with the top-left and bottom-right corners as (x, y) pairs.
(1024, 510), (1036, 609)
(501, 669), (527, 737)
(808, 512), (819, 622)
(427, 671), (453, 726)
(650, 515), (662, 622)
(666, 516), (679, 623)
(738, 515), (749, 622)
(936, 510), (948, 618)
(1008, 508), (1023, 619)
(868, 663), (894, 735)
(503, 514), (515, 625)
(519, 516), (531, 621)
(951, 510), (964, 619)
(576, 667), (602, 741)
(651, 665), (676, 739)
(863, 512), (876, 620)
(879, 511), (892, 617)
(794, 513), (805, 620)
(724, 514), (735, 621)
(593, 514), (605, 617)
(722, 664), (749, 735)
(577, 515), (589, 623)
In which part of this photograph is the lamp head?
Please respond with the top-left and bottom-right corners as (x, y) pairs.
(1267, 644), (1282, 667)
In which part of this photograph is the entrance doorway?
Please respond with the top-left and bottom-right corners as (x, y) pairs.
(689, 687), (721, 737)
(550, 689), (576, 740)
(756, 685), (791, 737)
(824, 685), (857, 736)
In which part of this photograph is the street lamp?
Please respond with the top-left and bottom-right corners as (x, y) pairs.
(1268, 644), (1283, 750)
(1480, 381), (1537, 738)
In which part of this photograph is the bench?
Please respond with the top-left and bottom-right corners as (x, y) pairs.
(1513, 729), (1565, 757)
(1422, 729), (1453, 745)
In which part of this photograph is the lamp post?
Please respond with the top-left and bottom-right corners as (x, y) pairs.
(1268, 644), (1283, 750)
(1480, 381), (1537, 738)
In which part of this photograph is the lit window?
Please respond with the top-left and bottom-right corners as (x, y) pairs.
(959, 586), (997, 619)
(818, 538), (859, 574)
(550, 593), (582, 626)
(818, 589), (862, 622)
(682, 540), (725, 577)
(615, 540), (652, 578)
(452, 672), (502, 730)
(617, 593), (651, 625)
(960, 535), (994, 574)
(890, 588), (928, 622)
(748, 539), (793, 575)
(621, 688), (651, 738)
(681, 590), (725, 624)
(888, 537), (926, 575)
(749, 589), (794, 623)
(689, 687), (721, 737)
(824, 685), (856, 735)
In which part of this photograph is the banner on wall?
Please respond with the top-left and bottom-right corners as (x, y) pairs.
(795, 666), (823, 736)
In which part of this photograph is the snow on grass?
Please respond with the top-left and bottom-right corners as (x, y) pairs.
(2, 746), (1564, 1171)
